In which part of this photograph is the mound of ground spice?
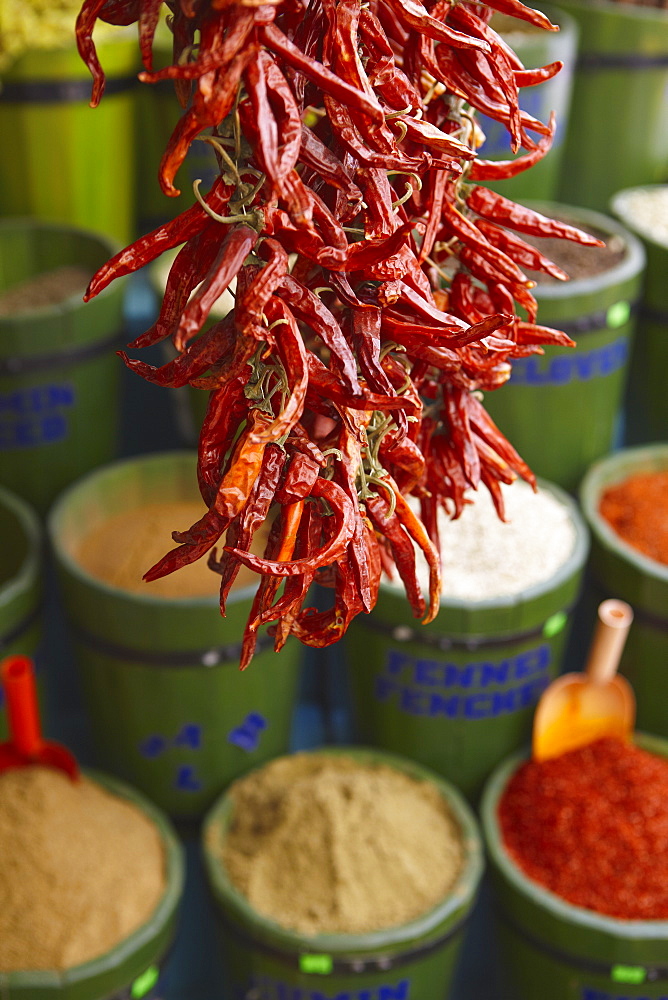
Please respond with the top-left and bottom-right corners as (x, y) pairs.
(599, 470), (668, 567)
(216, 753), (464, 936)
(499, 737), (668, 920)
(0, 767), (165, 971)
(75, 500), (265, 597)
(0, 265), (90, 316)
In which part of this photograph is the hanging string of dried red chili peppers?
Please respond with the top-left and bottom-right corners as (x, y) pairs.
(76, 0), (603, 667)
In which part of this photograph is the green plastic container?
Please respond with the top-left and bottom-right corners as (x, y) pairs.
(0, 33), (140, 245)
(202, 746), (484, 1000)
(3, 768), (184, 1000)
(48, 450), (303, 820)
(611, 185), (668, 444)
(344, 480), (590, 804)
(580, 444), (668, 741)
(0, 485), (43, 739)
(483, 203), (645, 494)
(0, 219), (127, 515)
(481, 732), (668, 1000)
(556, 0), (668, 213)
(478, 5), (578, 202)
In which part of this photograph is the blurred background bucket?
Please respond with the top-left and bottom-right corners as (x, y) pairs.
(555, 0), (668, 213)
(48, 450), (303, 820)
(480, 733), (668, 1000)
(580, 444), (668, 741)
(0, 484), (43, 739)
(0, 218), (127, 515)
(2, 768), (184, 1000)
(0, 32), (140, 246)
(611, 185), (668, 445)
(202, 747), (484, 1000)
(477, 5), (578, 202)
(344, 480), (590, 804)
(482, 203), (645, 494)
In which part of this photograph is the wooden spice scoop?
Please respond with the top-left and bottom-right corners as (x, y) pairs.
(532, 599), (635, 762)
(0, 655), (79, 778)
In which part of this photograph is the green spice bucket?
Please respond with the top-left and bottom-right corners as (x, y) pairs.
(478, 5), (578, 202)
(555, 0), (668, 214)
(579, 444), (668, 741)
(482, 203), (645, 494)
(0, 485), (43, 739)
(344, 480), (590, 804)
(202, 746), (484, 1000)
(480, 732), (668, 1000)
(2, 768), (184, 1000)
(0, 32), (140, 246)
(610, 186), (668, 444)
(48, 450), (303, 820)
(0, 219), (127, 515)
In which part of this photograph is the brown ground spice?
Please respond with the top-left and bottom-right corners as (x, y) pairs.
(599, 470), (668, 566)
(0, 265), (90, 316)
(0, 767), (165, 971)
(215, 753), (464, 936)
(75, 500), (265, 597)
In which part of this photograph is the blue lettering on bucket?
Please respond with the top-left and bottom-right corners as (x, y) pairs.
(581, 991), (668, 1000)
(139, 723), (203, 758)
(174, 765), (202, 791)
(0, 382), (75, 449)
(240, 976), (411, 1000)
(508, 339), (628, 387)
(228, 712), (268, 751)
(378, 645), (552, 720)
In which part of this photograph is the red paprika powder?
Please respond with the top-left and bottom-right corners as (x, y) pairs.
(499, 737), (668, 920)
(599, 471), (668, 567)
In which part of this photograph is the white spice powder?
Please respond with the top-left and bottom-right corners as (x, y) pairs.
(388, 480), (577, 601)
(617, 187), (668, 248)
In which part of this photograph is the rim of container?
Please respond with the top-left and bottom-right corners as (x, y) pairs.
(520, 201), (646, 300)
(0, 217), (124, 320)
(202, 745), (485, 955)
(480, 733), (668, 937)
(579, 443), (668, 585)
(379, 477), (590, 612)
(610, 185), (668, 250)
(47, 449), (262, 608)
(5, 768), (184, 989)
(0, 485), (42, 609)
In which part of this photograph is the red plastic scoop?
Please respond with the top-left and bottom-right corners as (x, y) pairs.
(0, 655), (79, 778)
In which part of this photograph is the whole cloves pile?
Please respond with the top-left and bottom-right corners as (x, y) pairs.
(76, 0), (601, 667)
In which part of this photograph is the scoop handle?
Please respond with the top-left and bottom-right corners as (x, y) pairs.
(586, 599), (634, 685)
(0, 655), (43, 757)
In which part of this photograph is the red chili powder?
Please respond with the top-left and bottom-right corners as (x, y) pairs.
(599, 470), (668, 566)
(498, 738), (668, 920)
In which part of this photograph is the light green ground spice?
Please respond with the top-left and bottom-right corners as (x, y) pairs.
(216, 753), (464, 936)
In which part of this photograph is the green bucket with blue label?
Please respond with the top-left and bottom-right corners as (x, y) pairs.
(202, 746), (484, 1000)
(344, 480), (590, 804)
(0, 485), (43, 739)
(482, 203), (646, 494)
(0, 218), (128, 515)
(579, 444), (668, 742)
(480, 733), (668, 1000)
(48, 450), (303, 820)
(2, 768), (184, 1000)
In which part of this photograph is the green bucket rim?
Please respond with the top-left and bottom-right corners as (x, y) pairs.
(522, 201), (646, 302)
(610, 185), (668, 252)
(202, 745), (485, 957)
(0, 485), (42, 618)
(4, 767), (184, 991)
(579, 443), (668, 586)
(378, 477), (590, 615)
(47, 449), (261, 610)
(0, 218), (124, 323)
(480, 731), (668, 939)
